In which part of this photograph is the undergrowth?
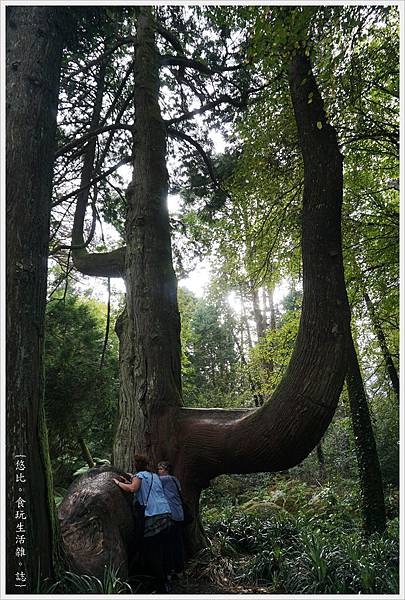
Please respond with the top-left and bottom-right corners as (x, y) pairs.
(201, 474), (399, 594)
(42, 564), (139, 594)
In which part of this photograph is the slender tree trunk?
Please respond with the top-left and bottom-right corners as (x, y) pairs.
(363, 291), (399, 402)
(77, 437), (95, 468)
(268, 288), (277, 330)
(252, 287), (266, 340)
(259, 287), (276, 381)
(71, 59), (106, 250)
(316, 441), (326, 480)
(69, 48), (126, 278)
(6, 6), (65, 591)
(240, 291), (253, 350)
(231, 329), (264, 408)
(346, 331), (387, 535)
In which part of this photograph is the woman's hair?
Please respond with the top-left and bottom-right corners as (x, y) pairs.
(133, 453), (149, 472)
(157, 461), (172, 474)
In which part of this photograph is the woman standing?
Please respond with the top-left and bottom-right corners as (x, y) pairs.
(157, 461), (185, 575)
(113, 454), (172, 593)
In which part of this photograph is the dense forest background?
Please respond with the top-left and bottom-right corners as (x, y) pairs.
(6, 3), (399, 596)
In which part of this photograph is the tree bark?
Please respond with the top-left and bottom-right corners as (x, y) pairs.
(58, 467), (136, 578)
(6, 6), (65, 591)
(112, 7), (182, 470)
(346, 331), (387, 535)
(363, 290), (399, 402)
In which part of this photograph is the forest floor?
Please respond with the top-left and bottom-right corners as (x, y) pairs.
(171, 573), (270, 595)
(171, 575), (233, 595)
(169, 557), (273, 595)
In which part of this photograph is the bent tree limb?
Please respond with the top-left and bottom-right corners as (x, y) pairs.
(174, 49), (351, 531)
(70, 52), (126, 278)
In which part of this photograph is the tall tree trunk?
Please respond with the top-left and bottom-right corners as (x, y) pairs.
(252, 287), (266, 340)
(267, 287), (277, 330)
(6, 6), (65, 591)
(346, 331), (387, 535)
(363, 290), (399, 402)
(112, 7), (182, 470)
(240, 290), (254, 350)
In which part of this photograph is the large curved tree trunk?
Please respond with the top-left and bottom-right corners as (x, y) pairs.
(6, 6), (65, 591)
(71, 8), (350, 558)
(173, 50), (351, 548)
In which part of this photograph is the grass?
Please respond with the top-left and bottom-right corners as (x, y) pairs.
(44, 563), (138, 594)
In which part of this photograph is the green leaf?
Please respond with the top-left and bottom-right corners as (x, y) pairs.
(317, 121), (323, 129)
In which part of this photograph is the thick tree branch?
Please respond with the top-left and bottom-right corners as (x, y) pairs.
(55, 122), (133, 159)
(72, 246), (125, 278)
(167, 127), (219, 189)
(159, 54), (243, 75)
(156, 22), (185, 54)
(52, 156), (132, 206)
(165, 94), (244, 125)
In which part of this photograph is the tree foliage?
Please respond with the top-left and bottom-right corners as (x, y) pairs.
(45, 293), (119, 485)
